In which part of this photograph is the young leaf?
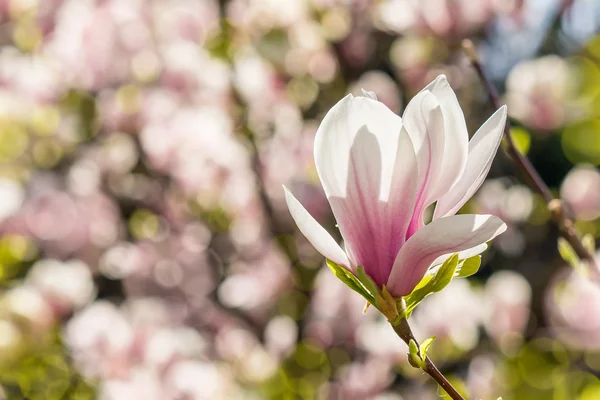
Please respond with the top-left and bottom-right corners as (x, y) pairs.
(356, 266), (380, 298)
(558, 237), (579, 269)
(401, 254), (460, 318)
(456, 255), (482, 278)
(419, 336), (436, 361)
(413, 273), (434, 291)
(326, 260), (377, 305)
(401, 279), (435, 318)
(408, 339), (419, 355)
(408, 339), (423, 368)
(431, 253), (459, 292)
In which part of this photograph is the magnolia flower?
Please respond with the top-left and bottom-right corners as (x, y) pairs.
(284, 75), (507, 297)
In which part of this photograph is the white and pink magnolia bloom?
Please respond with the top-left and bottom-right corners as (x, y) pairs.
(284, 75), (508, 297)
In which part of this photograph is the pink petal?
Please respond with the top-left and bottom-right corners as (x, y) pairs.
(314, 94), (418, 285)
(328, 128), (418, 285)
(387, 214), (507, 296)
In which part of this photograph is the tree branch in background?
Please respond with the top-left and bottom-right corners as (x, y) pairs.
(462, 39), (599, 276)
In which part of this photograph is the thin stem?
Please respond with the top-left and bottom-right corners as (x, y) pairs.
(392, 319), (466, 400)
(463, 39), (599, 276)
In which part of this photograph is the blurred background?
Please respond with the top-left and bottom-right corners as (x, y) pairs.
(0, 0), (598, 399)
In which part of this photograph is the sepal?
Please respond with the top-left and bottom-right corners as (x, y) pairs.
(326, 260), (377, 306)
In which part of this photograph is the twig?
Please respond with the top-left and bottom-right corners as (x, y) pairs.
(392, 319), (465, 400)
(462, 39), (598, 275)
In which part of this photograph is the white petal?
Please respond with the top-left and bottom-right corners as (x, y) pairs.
(430, 244), (488, 270)
(283, 186), (350, 268)
(424, 75), (469, 194)
(314, 94), (402, 202)
(402, 90), (444, 191)
(424, 244), (489, 278)
(433, 105), (507, 219)
(361, 89), (378, 100)
(387, 214), (507, 296)
(401, 90), (445, 236)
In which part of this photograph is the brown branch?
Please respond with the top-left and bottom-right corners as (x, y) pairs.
(392, 319), (465, 400)
(462, 39), (598, 276)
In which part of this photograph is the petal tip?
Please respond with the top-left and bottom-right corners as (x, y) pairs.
(282, 185), (296, 205)
(360, 89), (378, 100)
(282, 186), (350, 268)
(482, 214), (508, 236)
(497, 219), (508, 234)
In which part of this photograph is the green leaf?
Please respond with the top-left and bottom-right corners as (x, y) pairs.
(402, 282), (434, 318)
(558, 237), (580, 269)
(456, 255), (482, 278)
(408, 338), (419, 354)
(413, 273), (434, 290)
(419, 336), (436, 361)
(431, 253), (459, 292)
(326, 260), (377, 305)
(408, 339), (423, 368)
(356, 266), (380, 297)
(401, 254), (460, 318)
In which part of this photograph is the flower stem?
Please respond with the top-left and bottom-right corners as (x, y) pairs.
(463, 39), (599, 276)
(391, 318), (466, 400)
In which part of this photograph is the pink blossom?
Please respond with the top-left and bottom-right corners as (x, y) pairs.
(505, 55), (577, 131)
(560, 165), (600, 221)
(483, 270), (532, 351)
(545, 265), (600, 350)
(284, 75), (507, 296)
(26, 258), (96, 316)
